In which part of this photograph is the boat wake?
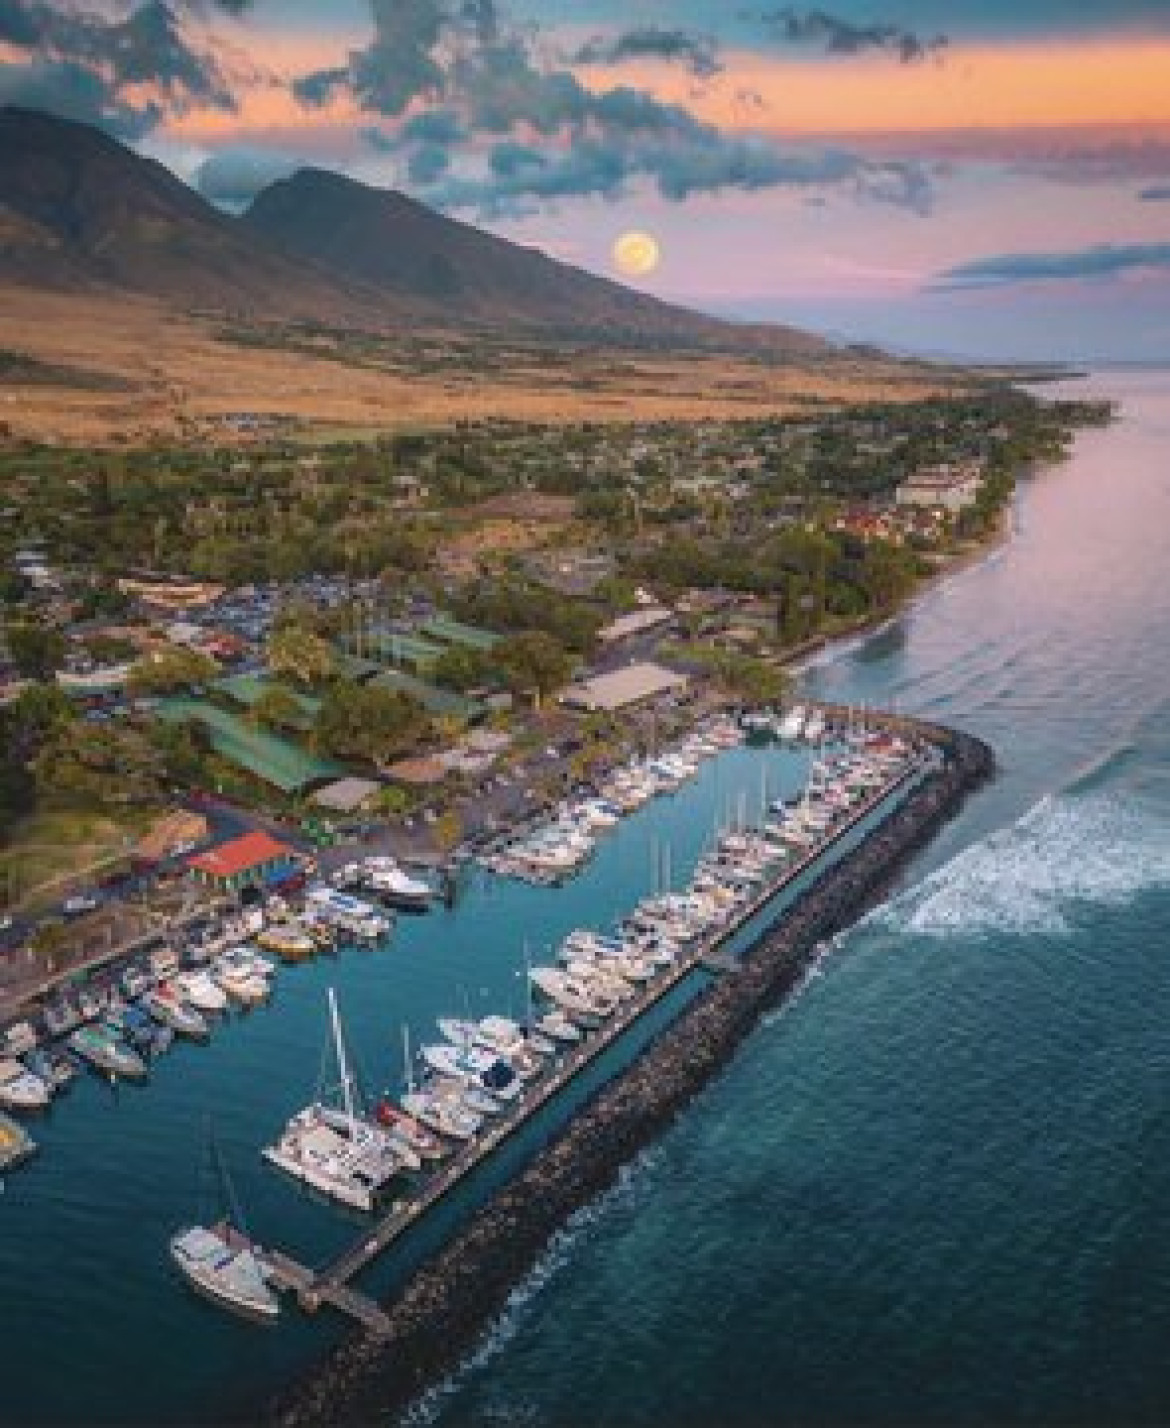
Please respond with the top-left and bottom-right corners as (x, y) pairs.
(872, 791), (1170, 939)
(401, 1147), (662, 1427)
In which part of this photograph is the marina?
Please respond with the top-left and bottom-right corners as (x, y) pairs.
(232, 717), (934, 1333)
(0, 702), (963, 1425)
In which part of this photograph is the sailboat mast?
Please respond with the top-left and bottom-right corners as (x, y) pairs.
(328, 987), (356, 1133)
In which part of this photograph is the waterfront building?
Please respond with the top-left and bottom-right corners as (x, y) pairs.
(187, 830), (301, 895)
(562, 661), (688, 713)
(895, 462), (983, 513)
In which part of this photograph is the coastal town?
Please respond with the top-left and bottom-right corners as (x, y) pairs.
(0, 381), (1105, 1393)
(0, 389), (1108, 1035)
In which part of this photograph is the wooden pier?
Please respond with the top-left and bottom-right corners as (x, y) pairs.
(264, 733), (928, 1331)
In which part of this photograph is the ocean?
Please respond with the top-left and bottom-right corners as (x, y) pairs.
(3, 369), (1168, 1426)
(419, 370), (1170, 1427)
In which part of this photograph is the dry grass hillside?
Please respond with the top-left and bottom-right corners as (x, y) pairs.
(0, 287), (964, 445)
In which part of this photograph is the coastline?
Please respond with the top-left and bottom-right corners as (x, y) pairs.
(270, 715), (994, 1428)
(779, 503), (1015, 680)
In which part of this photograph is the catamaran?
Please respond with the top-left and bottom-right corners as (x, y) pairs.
(263, 988), (413, 1212)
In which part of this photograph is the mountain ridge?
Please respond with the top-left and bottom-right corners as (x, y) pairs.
(0, 106), (831, 358)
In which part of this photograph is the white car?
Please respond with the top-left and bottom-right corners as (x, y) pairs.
(0, 915), (12, 933)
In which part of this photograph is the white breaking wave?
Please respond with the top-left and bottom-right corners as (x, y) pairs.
(875, 792), (1170, 939)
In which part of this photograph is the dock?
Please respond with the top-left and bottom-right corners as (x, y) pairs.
(260, 734), (929, 1332)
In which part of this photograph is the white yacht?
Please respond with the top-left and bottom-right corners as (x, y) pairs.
(437, 1017), (542, 1079)
(176, 970), (228, 1015)
(170, 1134), (279, 1322)
(421, 1040), (522, 1104)
(529, 966), (616, 1024)
(362, 857), (433, 912)
(171, 1225), (279, 1323)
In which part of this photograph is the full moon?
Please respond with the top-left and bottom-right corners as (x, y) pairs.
(612, 230), (660, 278)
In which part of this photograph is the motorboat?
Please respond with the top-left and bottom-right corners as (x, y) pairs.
(421, 1041), (521, 1104)
(373, 1099), (446, 1160)
(176, 970), (228, 1015)
(213, 950), (271, 1006)
(533, 1011), (581, 1044)
(529, 967), (615, 1023)
(362, 857), (432, 913)
(116, 1004), (174, 1059)
(24, 1048), (77, 1095)
(0, 1056), (50, 1112)
(257, 924), (316, 963)
(437, 1018), (542, 1080)
(401, 1086), (482, 1140)
(68, 1024), (148, 1081)
(142, 985), (210, 1041)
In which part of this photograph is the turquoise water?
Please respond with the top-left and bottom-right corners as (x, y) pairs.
(0, 707), (814, 1424)
(419, 371), (1170, 1427)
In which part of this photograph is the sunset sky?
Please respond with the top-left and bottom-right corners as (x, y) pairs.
(3, 0), (1169, 359)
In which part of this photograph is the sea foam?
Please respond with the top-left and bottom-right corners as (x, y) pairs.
(876, 792), (1170, 939)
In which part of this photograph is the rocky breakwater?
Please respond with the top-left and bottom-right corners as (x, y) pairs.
(273, 720), (995, 1427)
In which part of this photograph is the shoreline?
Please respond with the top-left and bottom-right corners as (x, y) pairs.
(780, 503), (1015, 680)
(270, 713), (994, 1427)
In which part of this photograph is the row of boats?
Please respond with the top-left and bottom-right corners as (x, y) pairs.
(0, 883), (398, 1168)
(257, 727), (923, 1218)
(165, 719), (922, 1322)
(480, 716), (746, 885)
(742, 702), (829, 745)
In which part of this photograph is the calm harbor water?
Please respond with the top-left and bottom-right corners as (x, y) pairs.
(5, 368), (1170, 1427)
(419, 370), (1170, 1428)
(0, 692), (813, 1425)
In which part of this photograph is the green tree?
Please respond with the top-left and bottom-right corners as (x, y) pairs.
(128, 643), (218, 696)
(432, 643), (494, 692)
(6, 620), (66, 679)
(35, 723), (166, 805)
(313, 681), (429, 764)
(497, 631), (571, 708)
(251, 683), (303, 731)
(268, 625), (337, 689)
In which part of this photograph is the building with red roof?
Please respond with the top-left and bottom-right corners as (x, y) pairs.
(187, 829), (300, 893)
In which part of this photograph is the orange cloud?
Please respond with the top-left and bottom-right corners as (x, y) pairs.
(580, 39), (1170, 136)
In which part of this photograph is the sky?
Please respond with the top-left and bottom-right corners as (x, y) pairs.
(2, 0), (1169, 360)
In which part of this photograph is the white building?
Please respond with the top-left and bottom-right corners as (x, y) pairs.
(895, 463), (983, 514)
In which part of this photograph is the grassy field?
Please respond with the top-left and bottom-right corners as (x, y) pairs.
(0, 286), (967, 445)
(0, 804), (148, 913)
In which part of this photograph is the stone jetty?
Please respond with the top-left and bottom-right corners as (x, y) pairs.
(272, 716), (994, 1427)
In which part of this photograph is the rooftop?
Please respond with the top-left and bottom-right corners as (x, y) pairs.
(562, 661), (688, 713)
(188, 829), (297, 880)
